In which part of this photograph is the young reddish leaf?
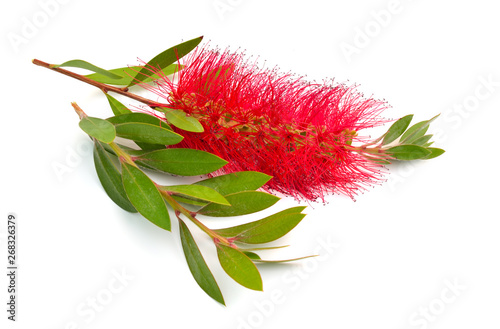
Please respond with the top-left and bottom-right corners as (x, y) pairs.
(121, 162), (170, 231)
(178, 219), (225, 305)
(128, 36), (203, 87)
(163, 109), (204, 132)
(382, 114), (413, 145)
(79, 116), (116, 143)
(93, 141), (136, 213)
(198, 191), (280, 217)
(114, 122), (183, 145)
(105, 94), (131, 116)
(53, 59), (122, 79)
(159, 185), (230, 205)
(194, 171), (273, 196)
(216, 244), (263, 291)
(136, 148), (228, 176)
(214, 207), (306, 243)
(386, 145), (432, 160)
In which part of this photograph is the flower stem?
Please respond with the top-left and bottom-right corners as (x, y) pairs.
(32, 59), (169, 108)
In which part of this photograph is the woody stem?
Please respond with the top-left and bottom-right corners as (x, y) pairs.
(32, 59), (169, 108)
(160, 191), (231, 245)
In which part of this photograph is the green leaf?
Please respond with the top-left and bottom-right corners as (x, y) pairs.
(198, 191), (280, 217)
(79, 116), (116, 143)
(216, 244), (263, 291)
(105, 94), (131, 116)
(53, 60), (122, 79)
(171, 195), (210, 207)
(136, 148), (227, 176)
(128, 36), (203, 87)
(243, 251), (261, 260)
(107, 113), (171, 151)
(121, 162), (170, 231)
(252, 255), (317, 263)
(238, 245), (290, 251)
(194, 171), (272, 196)
(423, 147), (445, 160)
(412, 134), (433, 146)
(178, 219), (225, 305)
(85, 64), (181, 85)
(114, 122), (183, 145)
(400, 114), (440, 144)
(93, 141), (136, 213)
(214, 207), (306, 243)
(386, 145), (432, 160)
(159, 185), (230, 205)
(382, 114), (413, 145)
(107, 112), (172, 130)
(163, 109), (204, 132)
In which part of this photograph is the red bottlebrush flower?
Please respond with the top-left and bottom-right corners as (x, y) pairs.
(143, 48), (390, 201)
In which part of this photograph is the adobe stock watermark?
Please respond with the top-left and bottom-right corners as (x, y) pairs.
(236, 236), (340, 329)
(7, 0), (72, 54)
(52, 140), (93, 183)
(339, 0), (412, 64)
(408, 278), (466, 329)
(212, 0), (244, 20)
(57, 267), (134, 329)
(386, 73), (499, 192)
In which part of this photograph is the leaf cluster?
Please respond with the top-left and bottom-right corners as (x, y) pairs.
(380, 114), (445, 161)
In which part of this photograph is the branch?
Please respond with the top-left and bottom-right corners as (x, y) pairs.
(32, 59), (169, 108)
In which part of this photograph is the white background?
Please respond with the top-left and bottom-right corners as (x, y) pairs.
(1, 0), (500, 328)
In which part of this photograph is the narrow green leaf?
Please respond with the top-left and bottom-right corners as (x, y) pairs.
(382, 114), (413, 145)
(195, 171), (272, 196)
(171, 195), (210, 207)
(108, 112), (172, 150)
(105, 94), (131, 116)
(128, 36), (203, 87)
(386, 145), (432, 160)
(85, 64), (181, 85)
(107, 112), (172, 130)
(423, 147), (445, 160)
(400, 114), (440, 144)
(243, 251), (261, 260)
(198, 191), (280, 217)
(114, 122), (183, 145)
(163, 109), (204, 132)
(252, 255), (317, 263)
(79, 116), (116, 143)
(216, 244), (263, 291)
(214, 207), (306, 243)
(412, 134), (433, 146)
(238, 245), (290, 252)
(423, 141), (434, 148)
(93, 141), (136, 213)
(53, 59), (122, 79)
(159, 185), (230, 205)
(178, 219), (225, 305)
(121, 162), (170, 231)
(136, 148), (227, 176)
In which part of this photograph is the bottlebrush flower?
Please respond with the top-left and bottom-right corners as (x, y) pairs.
(143, 47), (391, 201)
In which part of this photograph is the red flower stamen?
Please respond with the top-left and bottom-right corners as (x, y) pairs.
(143, 47), (390, 201)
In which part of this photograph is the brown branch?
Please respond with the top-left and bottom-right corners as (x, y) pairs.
(32, 59), (169, 108)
